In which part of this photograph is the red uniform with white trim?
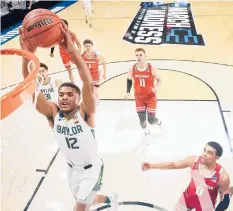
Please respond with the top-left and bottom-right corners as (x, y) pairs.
(132, 63), (156, 113)
(175, 156), (223, 211)
(82, 51), (100, 86)
(59, 36), (75, 68)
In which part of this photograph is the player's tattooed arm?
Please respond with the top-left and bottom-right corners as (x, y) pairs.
(142, 156), (196, 170)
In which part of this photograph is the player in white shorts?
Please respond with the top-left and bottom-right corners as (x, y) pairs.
(19, 22), (118, 211)
(36, 63), (62, 105)
(82, 0), (93, 27)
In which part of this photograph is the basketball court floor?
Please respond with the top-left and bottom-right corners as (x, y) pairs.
(1, 1), (233, 211)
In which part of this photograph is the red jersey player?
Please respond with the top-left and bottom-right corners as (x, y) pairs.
(142, 141), (230, 211)
(50, 19), (81, 83)
(125, 48), (161, 136)
(82, 39), (106, 102)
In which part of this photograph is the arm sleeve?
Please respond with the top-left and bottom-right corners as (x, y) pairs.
(215, 194), (230, 211)
(127, 78), (132, 93)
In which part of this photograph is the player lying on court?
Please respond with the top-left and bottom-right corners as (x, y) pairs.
(82, 39), (107, 104)
(50, 19), (81, 84)
(37, 63), (62, 105)
(19, 22), (118, 211)
(125, 48), (162, 136)
(142, 141), (230, 211)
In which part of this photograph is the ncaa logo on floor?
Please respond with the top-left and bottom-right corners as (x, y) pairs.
(123, 2), (205, 46)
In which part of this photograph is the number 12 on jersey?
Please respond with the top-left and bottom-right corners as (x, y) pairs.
(139, 78), (146, 87)
(66, 137), (79, 149)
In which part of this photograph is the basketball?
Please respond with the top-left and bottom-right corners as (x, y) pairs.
(22, 9), (63, 48)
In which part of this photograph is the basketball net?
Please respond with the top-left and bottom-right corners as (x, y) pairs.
(28, 59), (44, 109)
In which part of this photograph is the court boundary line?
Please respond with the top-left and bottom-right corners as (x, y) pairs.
(35, 148), (60, 174)
(1, 59), (232, 91)
(23, 177), (45, 211)
(23, 149), (59, 211)
(35, 169), (46, 173)
(94, 201), (168, 211)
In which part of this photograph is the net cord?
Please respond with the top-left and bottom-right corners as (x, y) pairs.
(27, 60), (43, 109)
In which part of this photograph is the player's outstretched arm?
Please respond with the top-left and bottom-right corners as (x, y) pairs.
(19, 28), (58, 120)
(142, 156), (196, 171)
(60, 22), (95, 114)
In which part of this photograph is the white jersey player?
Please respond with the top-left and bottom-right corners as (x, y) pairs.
(82, 0), (93, 27)
(53, 109), (99, 166)
(37, 63), (62, 104)
(19, 22), (118, 211)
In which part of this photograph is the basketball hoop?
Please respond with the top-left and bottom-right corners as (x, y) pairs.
(0, 48), (40, 120)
